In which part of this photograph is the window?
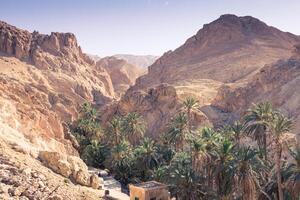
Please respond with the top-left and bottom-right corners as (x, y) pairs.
(150, 198), (156, 200)
(135, 198), (139, 200)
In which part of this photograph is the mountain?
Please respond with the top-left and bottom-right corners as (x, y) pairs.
(113, 54), (158, 68)
(104, 14), (300, 136)
(0, 20), (115, 155)
(96, 56), (146, 97)
(87, 53), (101, 62)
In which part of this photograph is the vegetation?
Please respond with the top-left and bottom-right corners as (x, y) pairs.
(70, 100), (298, 200)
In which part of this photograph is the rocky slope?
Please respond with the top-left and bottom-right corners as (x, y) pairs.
(0, 21), (115, 155)
(107, 14), (300, 136)
(213, 46), (300, 135)
(96, 56), (146, 97)
(114, 54), (158, 68)
(0, 139), (104, 200)
(101, 84), (211, 137)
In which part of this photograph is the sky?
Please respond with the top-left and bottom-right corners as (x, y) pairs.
(0, 0), (300, 56)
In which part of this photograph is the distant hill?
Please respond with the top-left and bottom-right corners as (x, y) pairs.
(96, 56), (146, 97)
(113, 54), (159, 68)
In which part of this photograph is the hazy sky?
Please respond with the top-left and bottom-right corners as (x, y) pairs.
(0, 0), (300, 56)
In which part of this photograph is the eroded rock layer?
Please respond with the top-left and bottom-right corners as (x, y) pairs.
(0, 21), (114, 155)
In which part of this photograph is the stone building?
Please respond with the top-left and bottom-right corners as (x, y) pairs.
(129, 181), (170, 200)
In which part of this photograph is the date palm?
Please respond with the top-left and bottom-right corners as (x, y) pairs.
(167, 112), (188, 151)
(106, 116), (122, 145)
(121, 112), (145, 146)
(110, 140), (134, 183)
(134, 137), (160, 180)
(236, 147), (261, 200)
(282, 144), (300, 199)
(231, 121), (245, 149)
(214, 139), (235, 200)
(244, 102), (274, 160)
(190, 137), (211, 176)
(267, 112), (292, 200)
(168, 152), (205, 200)
(183, 97), (199, 132)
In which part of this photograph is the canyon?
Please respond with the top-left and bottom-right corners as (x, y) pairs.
(1, 14), (300, 199)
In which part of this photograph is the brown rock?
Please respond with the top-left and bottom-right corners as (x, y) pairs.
(96, 56), (146, 97)
(39, 151), (72, 177)
(74, 169), (90, 186)
(90, 174), (100, 189)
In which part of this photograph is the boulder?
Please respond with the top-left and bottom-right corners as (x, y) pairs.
(90, 174), (101, 189)
(74, 169), (90, 186)
(38, 151), (99, 188)
(39, 151), (72, 177)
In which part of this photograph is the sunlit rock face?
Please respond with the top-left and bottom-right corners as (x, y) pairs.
(117, 14), (300, 133)
(0, 21), (115, 155)
(96, 56), (146, 98)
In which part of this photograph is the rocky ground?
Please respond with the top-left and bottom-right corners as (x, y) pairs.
(0, 139), (104, 200)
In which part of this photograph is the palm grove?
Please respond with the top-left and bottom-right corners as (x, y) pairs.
(70, 99), (300, 200)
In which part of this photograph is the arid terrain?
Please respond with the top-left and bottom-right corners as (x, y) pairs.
(1, 13), (300, 199)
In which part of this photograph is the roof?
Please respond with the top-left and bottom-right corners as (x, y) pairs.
(131, 181), (167, 190)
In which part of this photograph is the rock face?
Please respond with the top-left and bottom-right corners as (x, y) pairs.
(103, 15), (300, 135)
(135, 14), (299, 90)
(102, 84), (210, 137)
(39, 151), (101, 188)
(0, 140), (103, 199)
(96, 56), (146, 97)
(212, 48), (300, 135)
(0, 21), (115, 155)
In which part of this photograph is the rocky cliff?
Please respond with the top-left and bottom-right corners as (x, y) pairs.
(0, 21), (114, 155)
(213, 46), (300, 135)
(109, 14), (300, 136)
(96, 56), (145, 97)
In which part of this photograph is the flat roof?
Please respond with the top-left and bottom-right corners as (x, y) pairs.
(131, 181), (167, 190)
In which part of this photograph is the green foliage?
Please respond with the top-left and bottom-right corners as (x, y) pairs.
(81, 140), (110, 168)
(70, 100), (297, 200)
(121, 112), (145, 146)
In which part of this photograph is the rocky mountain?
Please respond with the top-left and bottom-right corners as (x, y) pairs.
(213, 45), (300, 135)
(96, 56), (146, 97)
(0, 20), (115, 155)
(105, 14), (300, 136)
(114, 54), (158, 68)
(87, 53), (101, 62)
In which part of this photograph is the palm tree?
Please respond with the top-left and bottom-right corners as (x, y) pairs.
(183, 97), (199, 132)
(110, 140), (135, 183)
(168, 152), (206, 200)
(267, 112), (293, 200)
(106, 116), (122, 145)
(214, 139), (235, 200)
(282, 144), (300, 199)
(244, 102), (274, 160)
(81, 140), (109, 168)
(134, 137), (160, 180)
(231, 121), (245, 149)
(121, 112), (145, 146)
(77, 102), (102, 139)
(167, 112), (188, 151)
(236, 147), (261, 200)
(190, 137), (210, 176)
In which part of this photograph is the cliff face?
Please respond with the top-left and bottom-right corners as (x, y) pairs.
(96, 56), (145, 97)
(0, 21), (114, 155)
(134, 14), (299, 90)
(212, 47), (300, 135)
(108, 15), (300, 136)
(101, 84), (210, 138)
